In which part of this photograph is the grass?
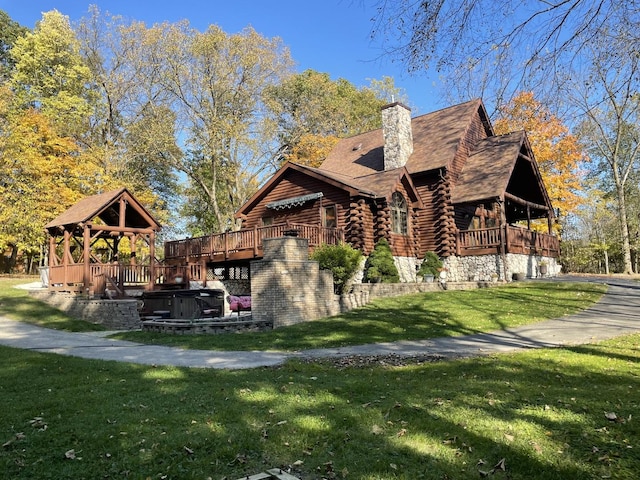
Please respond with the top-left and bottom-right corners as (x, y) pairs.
(0, 334), (638, 479)
(1, 275), (636, 478)
(0, 276), (105, 332)
(111, 281), (606, 351)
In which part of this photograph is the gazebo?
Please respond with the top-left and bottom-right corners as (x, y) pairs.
(44, 188), (165, 297)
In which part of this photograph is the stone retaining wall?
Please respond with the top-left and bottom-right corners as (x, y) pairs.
(29, 291), (140, 330)
(141, 317), (272, 335)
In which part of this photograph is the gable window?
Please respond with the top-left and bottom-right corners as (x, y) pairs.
(323, 205), (337, 228)
(390, 192), (408, 235)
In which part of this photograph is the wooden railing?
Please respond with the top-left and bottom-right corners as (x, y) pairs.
(164, 223), (345, 260)
(457, 226), (559, 257)
(48, 263), (187, 295)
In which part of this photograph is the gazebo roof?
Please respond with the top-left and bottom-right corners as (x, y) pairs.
(45, 188), (161, 234)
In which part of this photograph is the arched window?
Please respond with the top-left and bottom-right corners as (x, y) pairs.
(390, 192), (408, 235)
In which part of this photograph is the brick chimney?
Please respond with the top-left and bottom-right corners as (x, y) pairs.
(382, 102), (413, 170)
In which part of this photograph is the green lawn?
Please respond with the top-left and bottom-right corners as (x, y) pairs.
(0, 277), (105, 332)
(0, 334), (638, 479)
(2, 276), (637, 478)
(112, 281), (606, 351)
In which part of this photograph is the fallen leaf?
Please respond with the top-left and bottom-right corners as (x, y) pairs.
(605, 412), (617, 421)
(504, 434), (514, 442)
(292, 460), (304, 466)
(64, 449), (76, 460)
(371, 425), (384, 435)
(397, 428), (407, 437)
(493, 458), (506, 471)
(184, 446), (194, 455)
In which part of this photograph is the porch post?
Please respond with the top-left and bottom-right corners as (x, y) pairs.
(498, 199), (508, 281)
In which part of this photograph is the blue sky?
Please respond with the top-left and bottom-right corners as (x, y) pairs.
(0, 0), (442, 114)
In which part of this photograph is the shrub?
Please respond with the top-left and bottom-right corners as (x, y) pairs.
(418, 251), (443, 277)
(364, 238), (399, 283)
(310, 242), (363, 294)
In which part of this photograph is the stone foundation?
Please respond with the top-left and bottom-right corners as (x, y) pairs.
(443, 254), (561, 282)
(29, 291), (140, 330)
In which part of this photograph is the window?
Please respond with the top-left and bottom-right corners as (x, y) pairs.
(390, 192), (408, 235)
(323, 205), (337, 228)
(262, 216), (273, 226)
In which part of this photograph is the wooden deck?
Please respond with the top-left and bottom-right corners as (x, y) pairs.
(456, 225), (560, 257)
(164, 223), (345, 262)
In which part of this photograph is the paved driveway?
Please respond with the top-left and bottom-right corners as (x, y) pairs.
(0, 276), (639, 369)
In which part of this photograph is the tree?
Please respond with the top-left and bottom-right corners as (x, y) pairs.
(264, 70), (398, 167)
(9, 10), (94, 136)
(370, 1), (637, 110)
(0, 106), (96, 271)
(572, 38), (640, 274)
(493, 92), (586, 227)
(0, 10), (28, 81)
(123, 21), (294, 234)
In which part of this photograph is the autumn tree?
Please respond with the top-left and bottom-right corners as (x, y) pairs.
(264, 70), (398, 166)
(0, 104), (96, 271)
(493, 92), (585, 228)
(10, 10), (95, 137)
(571, 35), (640, 274)
(75, 8), (180, 212)
(0, 10), (28, 81)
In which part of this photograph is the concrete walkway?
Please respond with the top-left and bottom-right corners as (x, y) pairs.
(0, 276), (639, 369)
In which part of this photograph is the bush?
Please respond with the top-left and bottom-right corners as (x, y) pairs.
(364, 238), (399, 283)
(310, 242), (363, 294)
(418, 251), (443, 277)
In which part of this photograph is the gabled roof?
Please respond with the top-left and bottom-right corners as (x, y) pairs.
(236, 162), (423, 218)
(350, 168), (423, 207)
(319, 99), (491, 177)
(45, 188), (161, 232)
(451, 131), (525, 204)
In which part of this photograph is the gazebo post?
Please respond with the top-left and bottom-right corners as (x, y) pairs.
(148, 231), (156, 291)
(63, 228), (70, 288)
(83, 225), (91, 295)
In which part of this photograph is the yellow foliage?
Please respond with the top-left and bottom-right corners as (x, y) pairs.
(494, 92), (586, 218)
(0, 109), (103, 251)
(284, 133), (339, 167)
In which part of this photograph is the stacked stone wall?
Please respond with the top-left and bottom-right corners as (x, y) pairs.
(443, 254), (561, 282)
(29, 291), (140, 329)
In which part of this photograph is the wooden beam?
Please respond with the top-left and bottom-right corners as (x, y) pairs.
(86, 224), (155, 235)
(504, 192), (549, 212)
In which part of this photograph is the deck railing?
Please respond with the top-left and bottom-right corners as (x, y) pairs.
(164, 223), (344, 260)
(456, 226), (560, 257)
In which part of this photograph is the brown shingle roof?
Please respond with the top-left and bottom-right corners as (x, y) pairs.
(319, 99), (485, 177)
(451, 131), (525, 204)
(44, 188), (160, 231)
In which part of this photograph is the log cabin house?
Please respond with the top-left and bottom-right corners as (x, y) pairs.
(47, 98), (560, 297)
(164, 98), (559, 284)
